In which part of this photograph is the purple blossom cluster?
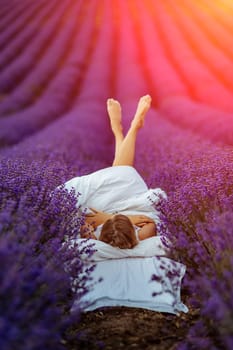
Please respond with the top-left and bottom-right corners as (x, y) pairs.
(0, 0), (233, 349)
(137, 115), (233, 349)
(0, 157), (97, 350)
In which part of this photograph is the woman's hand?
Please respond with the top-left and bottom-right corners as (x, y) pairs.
(85, 208), (111, 228)
(80, 223), (97, 239)
(128, 214), (154, 227)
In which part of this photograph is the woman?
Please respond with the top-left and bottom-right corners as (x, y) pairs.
(63, 95), (167, 249)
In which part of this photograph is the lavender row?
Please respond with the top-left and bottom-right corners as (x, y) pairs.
(136, 111), (233, 350)
(0, 4), (115, 342)
(158, 95), (233, 146)
(0, 156), (97, 350)
(0, 2), (54, 74)
(2, 0), (232, 148)
(0, 0), (115, 162)
(0, 1), (103, 148)
(111, 0), (233, 146)
(112, 0), (233, 149)
(131, 0), (189, 102)
(0, 0), (25, 28)
(112, 0), (148, 103)
(140, 0), (233, 144)
(0, 7), (116, 344)
(0, 0), (48, 54)
(110, 8), (233, 346)
(205, 0), (233, 33)
(0, 1), (37, 43)
(0, 1), (83, 115)
(184, 0), (233, 60)
(168, 0), (233, 91)
(75, 2), (116, 105)
(148, 0), (233, 112)
(0, 0), (69, 92)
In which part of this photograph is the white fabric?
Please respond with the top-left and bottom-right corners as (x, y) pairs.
(62, 166), (188, 314)
(72, 256), (188, 315)
(68, 236), (169, 261)
(63, 165), (167, 229)
(94, 224), (103, 240)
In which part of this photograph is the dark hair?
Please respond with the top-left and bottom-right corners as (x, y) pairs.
(99, 214), (138, 249)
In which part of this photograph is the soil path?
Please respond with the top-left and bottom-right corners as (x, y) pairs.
(67, 304), (197, 349)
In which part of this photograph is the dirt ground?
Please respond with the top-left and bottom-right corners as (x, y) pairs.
(67, 301), (198, 350)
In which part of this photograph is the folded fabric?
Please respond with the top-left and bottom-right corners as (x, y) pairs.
(61, 166), (167, 230)
(68, 236), (169, 261)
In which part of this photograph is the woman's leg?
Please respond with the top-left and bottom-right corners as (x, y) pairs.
(107, 98), (124, 161)
(111, 95), (152, 166)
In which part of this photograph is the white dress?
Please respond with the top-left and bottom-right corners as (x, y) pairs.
(63, 165), (167, 235)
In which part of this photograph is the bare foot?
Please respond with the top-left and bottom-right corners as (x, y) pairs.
(107, 98), (123, 135)
(131, 95), (152, 130)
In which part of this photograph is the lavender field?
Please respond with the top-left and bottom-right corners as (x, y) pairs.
(0, 1), (233, 349)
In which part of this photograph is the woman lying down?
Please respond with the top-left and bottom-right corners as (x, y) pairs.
(82, 211), (157, 249)
(62, 96), (189, 315)
(64, 95), (167, 249)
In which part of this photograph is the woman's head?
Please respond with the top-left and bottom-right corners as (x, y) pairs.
(99, 214), (138, 249)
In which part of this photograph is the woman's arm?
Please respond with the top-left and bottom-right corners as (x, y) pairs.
(85, 208), (112, 228)
(86, 210), (154, 228)
(137, 222), (157, 240)
(127, 214), (154, 226)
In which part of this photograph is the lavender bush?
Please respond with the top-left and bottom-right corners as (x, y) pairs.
(136, 114), (233, 349)
(0, 157), (97, 350)
(0, 1), (233, 349)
